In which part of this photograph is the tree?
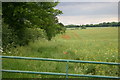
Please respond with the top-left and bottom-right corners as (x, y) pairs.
(2, 2), (65, 51)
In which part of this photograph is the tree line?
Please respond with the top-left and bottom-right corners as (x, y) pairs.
(65, 22), (120, 29)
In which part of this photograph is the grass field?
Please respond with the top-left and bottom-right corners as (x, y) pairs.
(2, 27), (119, 78)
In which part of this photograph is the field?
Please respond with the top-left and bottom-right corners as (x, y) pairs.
(2, 27), (119, 78)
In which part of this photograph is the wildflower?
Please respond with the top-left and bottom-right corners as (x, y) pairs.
(75, 50), (77, 53)
(106, 58), (108, 60)
(64, 52), (68, 54)
(0, 49), (3, 53)
(105, 53), (107, 54)
(112, 56), (115, 58)
(8, 52), (11, 53)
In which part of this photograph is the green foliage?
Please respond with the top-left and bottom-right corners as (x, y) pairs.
(65, 22), (120, 29)
(2, 21), (45, 52)
(81, 26), (86, 29)
(2, 22), (18, 51)
(2, 2), (65, 51)
(65, 24), (80, 28)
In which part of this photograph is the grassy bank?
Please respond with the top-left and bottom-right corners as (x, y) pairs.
(2, 27), (119, 78)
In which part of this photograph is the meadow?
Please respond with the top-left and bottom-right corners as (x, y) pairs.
(2, 27), (119, 78)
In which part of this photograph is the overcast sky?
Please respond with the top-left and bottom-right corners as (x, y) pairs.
(55, 2), (118, 25)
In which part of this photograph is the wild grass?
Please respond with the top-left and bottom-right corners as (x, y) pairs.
(2, 27), (119, 78)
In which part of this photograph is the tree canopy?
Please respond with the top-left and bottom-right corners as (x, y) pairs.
(2, 2), (65, 51)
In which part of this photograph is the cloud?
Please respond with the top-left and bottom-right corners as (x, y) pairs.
(57, 15), (118, 25)
(58, 0), (119, 2)
(55, 2), (118, 25)
(56, 2), (118, 16)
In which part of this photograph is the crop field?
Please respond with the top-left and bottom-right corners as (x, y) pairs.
(2, 27), (119, 78)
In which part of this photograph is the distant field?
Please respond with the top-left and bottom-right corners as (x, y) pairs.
(2, 27), (119, 78)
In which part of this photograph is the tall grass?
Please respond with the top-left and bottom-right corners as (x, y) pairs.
(2, 27), (119, 78)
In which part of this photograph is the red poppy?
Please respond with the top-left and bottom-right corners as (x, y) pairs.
(64, 52), (68, 54)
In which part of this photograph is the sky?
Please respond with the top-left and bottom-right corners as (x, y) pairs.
(55, 2), (118, 25)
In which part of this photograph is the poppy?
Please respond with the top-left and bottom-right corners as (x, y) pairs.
(64, 52), (68, 54)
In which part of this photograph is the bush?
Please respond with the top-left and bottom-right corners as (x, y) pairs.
(2, 22), (18, 52)
(81, 26), (86, 29)
(2, 22), (45, 52)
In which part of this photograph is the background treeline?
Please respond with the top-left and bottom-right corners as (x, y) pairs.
(2, 2), (65, 52)
(65, 22), (120, 29)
